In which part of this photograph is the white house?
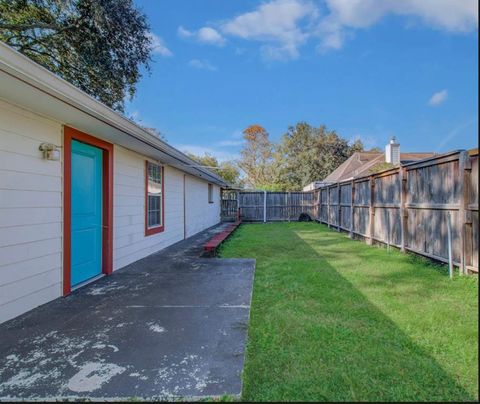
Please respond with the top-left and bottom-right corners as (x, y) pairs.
(0, 43), (229, 323)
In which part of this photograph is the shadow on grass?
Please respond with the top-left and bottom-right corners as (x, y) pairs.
(305, 225), (475, 301)
(220, 223), (476, 402)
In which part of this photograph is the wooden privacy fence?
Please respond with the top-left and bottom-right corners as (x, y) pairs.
(221, 149), (478, 274)
(316, 150), (478, 275)
(221, 190), (316, 222)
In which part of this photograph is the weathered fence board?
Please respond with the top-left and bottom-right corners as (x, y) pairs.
(320, 188), (328, 223)
(328, 184), (339, 227)
(405, 157), (463, 266)
(220, 150), (478, 274)
(315, 150), (478, 274)
(227, 191), (317, 222)
(466, 152), (478, 273)
(351, 178), (370, 236)
(221, 190), (238, 221)
(372, 171), (401, 246)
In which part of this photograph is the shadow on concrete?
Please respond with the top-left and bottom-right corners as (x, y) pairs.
(0, 224), (255, 401)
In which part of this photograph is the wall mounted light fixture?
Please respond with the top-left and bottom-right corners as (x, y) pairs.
(39, 143), (61, 161)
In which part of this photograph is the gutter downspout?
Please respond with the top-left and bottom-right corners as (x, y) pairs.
(183, 174), (187, 239)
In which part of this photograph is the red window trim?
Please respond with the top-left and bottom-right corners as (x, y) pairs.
(63, 126), (114, 296)
(145, 160), (165, 236)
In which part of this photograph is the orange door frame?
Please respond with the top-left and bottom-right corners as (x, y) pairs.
(63, 126), (114, 296)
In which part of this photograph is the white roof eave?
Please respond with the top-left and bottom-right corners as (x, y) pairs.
(0, 42), (229, 187)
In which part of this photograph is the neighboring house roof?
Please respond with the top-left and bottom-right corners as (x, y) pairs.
(323, 151), (436, 183)
(302, 181), (327, 191)
(0, 42), (229, 187)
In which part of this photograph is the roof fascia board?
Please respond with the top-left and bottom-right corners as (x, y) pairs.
(0, 42), (228, 187)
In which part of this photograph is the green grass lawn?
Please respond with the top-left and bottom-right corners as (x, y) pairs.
(218, 222), (478, 402)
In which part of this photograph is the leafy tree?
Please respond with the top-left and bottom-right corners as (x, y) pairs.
(274, 122), (321, 190)
(0, 0), (152, 112)
(350, 138), (365, 153)
(187, 153), (243, 187)
(257, 122), (364, 191)
(238, 124), (275, 189)
(218, 161), (244, 188)
(368, 162), (394, 174)
(187, 153), (217, 169)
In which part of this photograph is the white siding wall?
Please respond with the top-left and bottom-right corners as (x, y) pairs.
(112, 145), (186, 270)
(185, 175), (221, 237)
(0, 100), (63, 323)
(112, 146), (221, 269)
(0, 102), (222, 324)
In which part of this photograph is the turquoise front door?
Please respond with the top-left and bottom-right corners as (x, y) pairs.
(71, 140), (103, 286)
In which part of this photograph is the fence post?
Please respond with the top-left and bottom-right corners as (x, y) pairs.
(236, 190), (241, 222)
(288, 191), (291, 222)
(350, 180), (355, 238)
(319, 189), (322, 222)
(263, 190), (267, 223)
(337, 183), (341, 232)
(463, 152), (473, 274)
(459, 151), (470, 275)
(319, 188), (323, 222)
(327, 187), (331, 228)
(367, 175), (375, 245)
(447, 211), (454, 279)
(399, 167), (407, 252)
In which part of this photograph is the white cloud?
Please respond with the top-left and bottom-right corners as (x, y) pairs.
(188, 59), (218, 71)
(147, 32), (173, 57)
(318, 0), (478, 50)
(325, 0), (478, 31)
(198, 27), (226, 46)
(218, 139), (245, 147)
(178, 25), (194, 38)
(221, 0), (317, 60)
(178, 25), (226, 46)
(428, 89), (448, 106)
(181, 0), (477, 59)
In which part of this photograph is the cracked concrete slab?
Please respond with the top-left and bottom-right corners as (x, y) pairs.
(0, 224), (255, 401)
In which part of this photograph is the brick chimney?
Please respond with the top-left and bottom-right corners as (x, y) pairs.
(385, 136), (400, 165)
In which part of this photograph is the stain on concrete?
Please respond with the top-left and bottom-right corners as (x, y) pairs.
(67, 362), (126, 392)
(147, 323), (165, 333)
(0, 223), (255, 401)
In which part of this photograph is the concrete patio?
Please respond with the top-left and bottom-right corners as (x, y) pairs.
(0, 224), (255, 401)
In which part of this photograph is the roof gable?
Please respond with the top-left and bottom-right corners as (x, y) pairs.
(323, 151), (436, 183)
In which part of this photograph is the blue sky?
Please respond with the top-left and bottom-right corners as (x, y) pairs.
(126, 0), (478, 161)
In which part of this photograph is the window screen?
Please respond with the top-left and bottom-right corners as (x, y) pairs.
(208, 183), (214, 203)
(147, 162), (163, 228)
